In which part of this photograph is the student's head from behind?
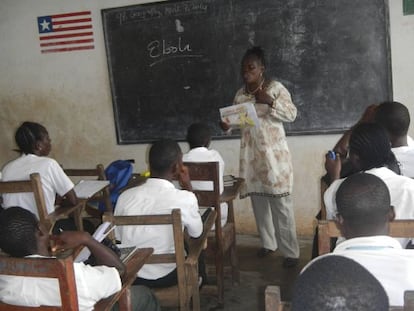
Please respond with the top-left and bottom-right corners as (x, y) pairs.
(241, 46), (266, 85)
(375, 101), (410, 140)
(149, 139), (183, 178)
(349, 122), (399, 174)
(186, 122), (211, 149)
(291, 255), (389, 311)
(0, 207), (49, 257)
(15, 121), (51, 156)
(336, 172), (394, 239)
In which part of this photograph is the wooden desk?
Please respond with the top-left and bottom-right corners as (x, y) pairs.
(220, 177), (244, 225)
(94, 247), (154, 311)
(73, 180), (111, 230)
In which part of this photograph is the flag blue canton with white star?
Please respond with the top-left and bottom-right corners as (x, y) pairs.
(37, 16), (53, 33)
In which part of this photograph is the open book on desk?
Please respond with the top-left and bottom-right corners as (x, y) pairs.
(74, 222), (115, 262)
(74, 180), (110, 199)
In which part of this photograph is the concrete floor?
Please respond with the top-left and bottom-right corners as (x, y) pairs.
(197, 234), (313, 311)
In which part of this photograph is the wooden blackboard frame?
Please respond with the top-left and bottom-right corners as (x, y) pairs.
(102, 0), (392, 144)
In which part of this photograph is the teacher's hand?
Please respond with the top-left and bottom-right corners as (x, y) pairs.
(254, 88), (273, 107)
(219, 121), (230, 131)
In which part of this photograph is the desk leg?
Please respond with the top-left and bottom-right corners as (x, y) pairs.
(118, 288), (132, 311)
(103, 187), (113, 213)
(73, 204), (84, 231)
(227, 200), (240, 285)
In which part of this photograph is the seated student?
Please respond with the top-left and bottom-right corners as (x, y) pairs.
(183, 122), (228, 227)
(0, 207), (160, 311)
(292, 255), (389, 311)
(114, 139), (203, 288)
(318, 173), (414, 306)
(324, 123), (414, 247)
(1, 121), (77, 217)
(329, 101), (414, 180)
(375, 101), (414, 177)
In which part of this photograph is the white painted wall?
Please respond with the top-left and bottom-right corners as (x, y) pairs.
(1, 0), (413, 236)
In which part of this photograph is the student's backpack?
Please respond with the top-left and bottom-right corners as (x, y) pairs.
(99, 160), (133, 211)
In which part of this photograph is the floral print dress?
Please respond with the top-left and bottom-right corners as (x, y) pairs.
(233, 80), (297, 198)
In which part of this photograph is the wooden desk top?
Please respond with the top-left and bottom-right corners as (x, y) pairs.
(220, 177), (244, 203)
(94, 247), (153, 310)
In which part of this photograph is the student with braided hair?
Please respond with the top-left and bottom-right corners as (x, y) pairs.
(1, 121), (77, 218)
(324, 122), (414, 247)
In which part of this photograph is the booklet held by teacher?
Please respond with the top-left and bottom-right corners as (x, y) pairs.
(219, 102), (260, 129)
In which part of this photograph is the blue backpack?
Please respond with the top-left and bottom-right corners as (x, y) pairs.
(99, 160), (133, 211)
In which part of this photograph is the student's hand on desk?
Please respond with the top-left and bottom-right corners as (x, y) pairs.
(324, 152), (341, 181)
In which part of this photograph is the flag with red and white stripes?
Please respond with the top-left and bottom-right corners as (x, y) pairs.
(37, 11), (95, 54)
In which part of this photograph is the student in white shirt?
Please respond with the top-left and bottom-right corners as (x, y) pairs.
(0, 207), (160, 311)
(183, 122), (228, 227)
(324, 123), (414, 247)
(115, 139), (203, 288)
(314, 173), (414, 306)
(1, 121), (77, 217)
(375, 101), (414, 177)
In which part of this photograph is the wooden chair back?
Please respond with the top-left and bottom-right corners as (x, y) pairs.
(0, 249), (153, 311)
(318, 220), (414, 255)
(0, 255), (78, 311)
(0, 173), (89, 232)
(264, 285), (414, 311)
(0, 173), (50, 230)
(103, 208), (216, 311)
(63, 164), (106, 181)
(182, 161), (239, 306)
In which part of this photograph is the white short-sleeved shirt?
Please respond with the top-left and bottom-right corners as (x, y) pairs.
(392, 146), (414, 178)
(183, 147), (228, 227)
(303, 236), (414, 306)
(1, 154), (74, 217)
(324, 167), (414, 246)
(0, 256), (121, 311)
(114, 178), (203, 280)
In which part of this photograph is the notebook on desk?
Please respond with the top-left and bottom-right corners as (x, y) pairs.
(117, 245), (138, 262)
(74, 222), (115, 262)
(74, 180), (110, 199)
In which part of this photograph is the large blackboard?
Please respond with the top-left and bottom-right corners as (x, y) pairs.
(102, 0), (391, 144)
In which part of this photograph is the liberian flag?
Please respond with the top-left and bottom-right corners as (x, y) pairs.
(37, 11), (94, 54)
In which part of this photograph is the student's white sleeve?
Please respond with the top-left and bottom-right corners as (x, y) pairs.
(323, 178), (345, 220)
(73, 263), (122, 310)
(181, 193), (203, 238)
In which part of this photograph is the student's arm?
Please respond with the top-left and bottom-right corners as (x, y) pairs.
(54, 231), (126, 276)
(332, 104), (379, 160)
(60, 188), (78, 207)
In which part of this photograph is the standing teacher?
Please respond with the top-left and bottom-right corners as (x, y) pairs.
(225, 46), (300, 267)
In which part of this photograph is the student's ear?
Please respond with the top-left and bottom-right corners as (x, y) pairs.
(388, 206), (396, 221)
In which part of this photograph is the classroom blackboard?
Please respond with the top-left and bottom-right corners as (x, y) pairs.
(102, 0), (391, 144)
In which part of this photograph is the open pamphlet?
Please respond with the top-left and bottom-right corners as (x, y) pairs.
(73, 180), (110, 199)
(74, 222), (115, 262)
(219, 102), (260, 129)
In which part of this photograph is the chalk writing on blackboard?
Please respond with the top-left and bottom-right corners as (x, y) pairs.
(102, 0), (391, 144)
